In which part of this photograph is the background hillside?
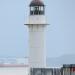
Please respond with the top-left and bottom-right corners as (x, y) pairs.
(47, 54), (75, 67)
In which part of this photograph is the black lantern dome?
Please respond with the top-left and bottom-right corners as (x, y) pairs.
(29, 0), (45, 15)
(30, 0), (44, 6)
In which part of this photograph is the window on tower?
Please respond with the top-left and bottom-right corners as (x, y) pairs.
(30, 6), (45, 15)
(31, 7), (34, 11)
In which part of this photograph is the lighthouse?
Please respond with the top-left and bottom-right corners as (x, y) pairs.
(25, 0), (47, 68)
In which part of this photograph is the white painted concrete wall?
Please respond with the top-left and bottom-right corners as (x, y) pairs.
(28, 15), (47, 24)
(0, 67), (29, 75)
(29, 25), (46, 68)
(28, 15), (47, 68)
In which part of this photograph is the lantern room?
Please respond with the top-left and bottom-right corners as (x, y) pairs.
(29, 0), (45, 15)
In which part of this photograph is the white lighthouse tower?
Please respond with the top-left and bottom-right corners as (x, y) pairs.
(25, 0), (47, 68)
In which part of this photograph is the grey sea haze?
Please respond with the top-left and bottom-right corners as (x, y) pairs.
(0, 54), (74, 68)
(0, 0), (75, 58)
(47, 54), (75, 67)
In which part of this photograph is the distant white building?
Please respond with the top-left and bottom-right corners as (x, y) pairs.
(0, 57), (28, 65)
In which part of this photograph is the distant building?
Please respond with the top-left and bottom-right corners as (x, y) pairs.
(52, 68), (61, 75)
(30, 68), (61, 75)
(62, 64), (75, 75)
(0, 57), (28, 65)
(30, 68), (53, 75)
(30, 65), (75, 75)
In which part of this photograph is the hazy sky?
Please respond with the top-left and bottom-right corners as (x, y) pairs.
(0, 0), (75, 58)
